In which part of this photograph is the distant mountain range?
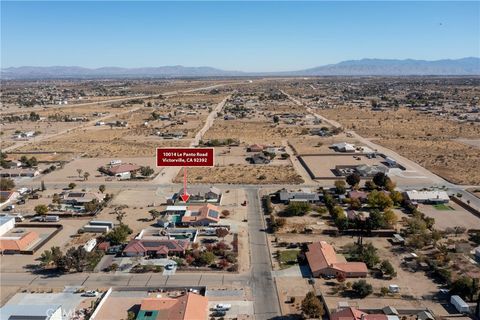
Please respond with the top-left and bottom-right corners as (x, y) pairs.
(2, 58), (479, 79)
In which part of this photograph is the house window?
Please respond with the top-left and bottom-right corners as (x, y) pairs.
(145, 311), (153, 317)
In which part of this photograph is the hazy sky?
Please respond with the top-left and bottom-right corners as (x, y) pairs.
(1, 1), (479, 71)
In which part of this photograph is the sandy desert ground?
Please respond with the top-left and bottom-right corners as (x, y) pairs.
(318, 106), (480, 185)
(173, 164), (304, 184)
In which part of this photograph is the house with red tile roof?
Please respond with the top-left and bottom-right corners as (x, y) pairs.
(0, 231), (39, 253)
(247, 144), (264, 152)
(123, 239), (190, 257)
(136, 292), (208, 320)
(331, 307), (397, 320)
(306, 241), (368, 278)
(180, 204), (221, 226)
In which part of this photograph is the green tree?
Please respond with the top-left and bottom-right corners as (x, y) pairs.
(84, 200), (101, 213)
(127, 311), (136, 320)
(367, 190), (393, 210)
(195, 251), (216, 266)
(149, 209), (161, 221)
(346, 173), (361, 188)
(99, 185), (106, 194)
(301, 291), (324, 319)
(383, 209), (397, 227)
(450, 276), (478, 301)
(34, 204), (49, 215)
(105, 224), (132, 245)
(380, 260), (397, 278)
(284, 202), (311, 216)
(352, 280), (373, 298)
(389, 190), (403, 205)
(65, 246), (89, 272)
(68, 182), (76, 189)
(365, 180), (377, 191)
(334, 180), (347, 194)
(83, 171), (90, 181)
(373, 172), (390, 188)
(140, 166), (154, 176)
(0, 178), (15, 191)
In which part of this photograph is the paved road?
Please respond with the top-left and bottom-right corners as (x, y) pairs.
(246, 189), (281, 320)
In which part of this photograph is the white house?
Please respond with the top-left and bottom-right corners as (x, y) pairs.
(0, 304), (62, 320)
(405, 190), (449, 204)
(331, 142), (356, 152)
(0, 215), (15, 236)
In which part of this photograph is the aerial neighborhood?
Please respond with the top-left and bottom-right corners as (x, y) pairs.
(0, 75), (479, 320)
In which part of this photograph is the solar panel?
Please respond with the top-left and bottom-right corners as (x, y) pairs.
(208, 210), (219, 218)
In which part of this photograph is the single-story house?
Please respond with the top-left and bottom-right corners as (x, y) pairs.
(417, 311), (435, 320)
(181, 204), (221, 226)
(331, 142), (356, 152)
(0, 304), (62, 320)
(62, 191), (105, 205)
(247, 144), (264, 152)
(278, 189), (321, 204)
(177, 186), (222, 203)
(0, 215), (16, 236)
(346, 210), (370, 221)
(248, 153), (270, 164)
(136, 292), (208, 320)
(306, 241), (368, 278)
(355, 165), (388, 177)
(331, 307), (399, 320)
(123, 239), (190, 257)
(405, 190), (449, 204)
(0, 231), (39, 253)
(103, 163), (141, 179)
(348, 190), (368, 202)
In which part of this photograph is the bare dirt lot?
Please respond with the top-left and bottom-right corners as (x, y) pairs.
(204, 120), (308, 145)
(14, 124), (188, 157)
(42, 157), (158, 184)
(417, 202), (480, 230)
(173, 164), (304, 184)
(299, 154), (387, 178)
(318, 107), (480, 185)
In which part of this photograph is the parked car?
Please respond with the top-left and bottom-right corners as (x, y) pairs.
(2, 205), (15, 211)
(82, 290), (99, 297)
(16, 199), (26, 205)
(211, 311), (227, 317)
(165, 264), (175, 270)
(214, 304), (232, 311)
